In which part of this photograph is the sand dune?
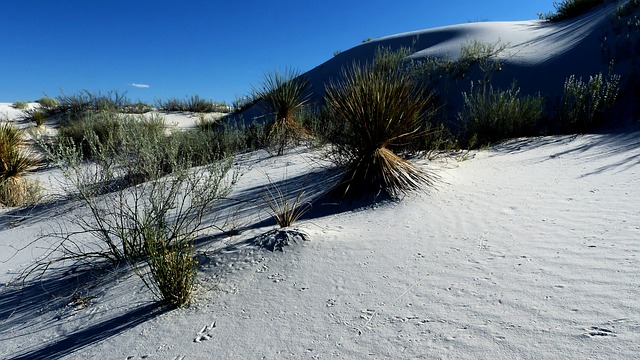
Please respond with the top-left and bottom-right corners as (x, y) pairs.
(1, 3), (639, 359)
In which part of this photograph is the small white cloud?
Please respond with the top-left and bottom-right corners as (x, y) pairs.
(130, 83), (150, 89)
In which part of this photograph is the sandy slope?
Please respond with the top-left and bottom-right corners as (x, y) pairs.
(1, 125), (639, 359)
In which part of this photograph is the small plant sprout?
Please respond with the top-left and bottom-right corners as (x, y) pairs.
(264, 171), (311, 228)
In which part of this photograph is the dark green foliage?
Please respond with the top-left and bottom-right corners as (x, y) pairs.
(459, 82), (546, 146)
(558, 71), (620, 131)
(156, 95), (229, 113)
(540, 0), (605, 22)
(12, 101), (29, 110)
(36, 97), (57, 109)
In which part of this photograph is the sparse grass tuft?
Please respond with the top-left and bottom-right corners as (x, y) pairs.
(264, 172), (311, 228)
(145, 234), (197, 308)
(12, 101), (29, 110)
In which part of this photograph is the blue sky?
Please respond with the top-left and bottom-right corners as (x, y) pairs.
(1, 1), (554, 104)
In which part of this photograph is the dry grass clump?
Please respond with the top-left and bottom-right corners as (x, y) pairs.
(254, 68), (311, 156)
(264, 172), (311, 228)
(324, 60), (436, 199)
(0, 122), (40, 206)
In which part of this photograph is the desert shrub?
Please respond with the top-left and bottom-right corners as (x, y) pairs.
(324, 58), (436, 199)
(0, 122), (40, 206)
(558, 70), (620, 131)
(12, 101), (29, 110)
(55, 111), (167, 163)
(54, 90), (134, 120)
(459, 39), (508, 76)
(31, 110), (47, 127)
(253, 68), (311, 156)
(40, 117), (235, 307)
(157, 95), (229, 113)
(36, 97), (57, 109)
(145, 239), (197, 307)
(540, 0), (605, 22)
(459, 82), (546, 146)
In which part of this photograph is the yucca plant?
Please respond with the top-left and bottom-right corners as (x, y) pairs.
(324, 61), (436, 199)
(0, 123), (39, 206)
(254, 68), (311, 155)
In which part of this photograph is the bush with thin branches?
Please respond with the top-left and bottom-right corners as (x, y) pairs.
(459, 82), (546, 146)
(559, 70), (620, 131)
(38, 115), (236, 307)
(254, 68), (311, 156)
(324, 59), (436, 199)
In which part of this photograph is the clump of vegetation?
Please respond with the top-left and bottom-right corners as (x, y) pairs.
(157, 95), (229, 113)
(0, 122), (40, 207)
(143, 228), (198, 307)
(39, 114), (235, 307)
(254, 68), (311, 156)
(459, 82), (546, 146)
(231, 94), (260, 114)
(35, 97), (57, 109)
(539, 0), (605, 22)
(12, 101), (29, 110)
(264, 172), (311, 228)
(558, 70), (621, 131)
(30, 110), (48, 127)
(324, 57), (436, 199)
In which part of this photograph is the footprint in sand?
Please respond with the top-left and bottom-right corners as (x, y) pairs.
(194, 321), (217, 343)
(584, 326), (616, 337)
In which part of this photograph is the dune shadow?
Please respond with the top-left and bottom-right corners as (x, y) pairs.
(9, 301), (165, 360)
(0, 196), (79, 231)
(0, 261), (167, 360)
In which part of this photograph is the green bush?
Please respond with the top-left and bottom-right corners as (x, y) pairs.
(459, 82), (546, 146)
(12, 101), (29, 110)
(36, 97), (57, 109)
(254, 68), (311, 155)
(41, 115), (235, 307)
(157, 95), (229, 113)
(559, 70), (620, 131)
(324, 55), (436, 199)
(539, 0), (604, 22)
(31, 110), (47, 127)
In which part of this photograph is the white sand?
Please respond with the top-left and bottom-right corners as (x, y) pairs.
(2, 4), (640, 359)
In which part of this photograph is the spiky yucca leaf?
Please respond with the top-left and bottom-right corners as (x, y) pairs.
(254, 68), (311, 155)
(0, 123), (39, 206)
(324, 61), (435, 198)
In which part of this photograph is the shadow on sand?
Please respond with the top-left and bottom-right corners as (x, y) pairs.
(0, 261), (168, 360)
